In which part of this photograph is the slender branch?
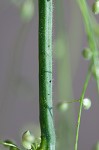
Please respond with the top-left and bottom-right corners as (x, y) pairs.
(38, 0), (55, 150)
(75, 65), (92, 150)
(62, 99), (80, 104)
(76, 0), (97, 51)
(76, 0), (99, 92)
(75, 0), (99, 149)
(0, 140), (20, 149)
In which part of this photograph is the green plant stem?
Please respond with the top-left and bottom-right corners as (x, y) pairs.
(0, 140), (19, 149)
(64, 99), (80, 104)
(75, 1), (99, 149)
(75, 65), (92, 150)
(77, 0), (97, 51)
(76, 0), (99, 92)
(38, 0), (55, 150)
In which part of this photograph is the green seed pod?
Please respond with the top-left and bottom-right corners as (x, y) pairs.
(22, 130), (34, 143)
(20, 0), (34, 22)
(57, 102), (69, 112)
(82, 48), (92, 60)
(92, 1), (99, 15)
(83, 98), (91, 110)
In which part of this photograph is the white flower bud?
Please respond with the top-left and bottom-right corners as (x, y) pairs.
(22, 141), (32, 149)
(83, 98), (91, 110)
(22, 130), (35, 149)
(22, 130), (34, 143)
(92, 1), (99, 15)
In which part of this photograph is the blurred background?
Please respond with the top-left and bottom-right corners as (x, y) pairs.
(0, 0), (99, 150)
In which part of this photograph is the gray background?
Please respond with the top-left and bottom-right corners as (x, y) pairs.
(0, 0), (99, 150)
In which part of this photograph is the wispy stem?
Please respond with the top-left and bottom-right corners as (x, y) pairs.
(77, 0), (97, 51)
(75, 0), (99, 149)
(38, 0), (55, 150)
(75, 65), (92, 150)
(76, 0), (99, 92)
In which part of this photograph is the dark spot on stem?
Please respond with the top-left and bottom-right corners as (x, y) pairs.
(49, 80), (51, 83)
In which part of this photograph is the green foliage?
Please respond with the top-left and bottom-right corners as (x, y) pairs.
(93, 142), (99, 150)
(20, 0), (34, 22)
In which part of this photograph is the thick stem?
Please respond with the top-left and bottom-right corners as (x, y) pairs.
(38, 0), (55, 150)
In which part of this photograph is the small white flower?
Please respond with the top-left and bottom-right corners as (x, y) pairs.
(22, 130), (34, 143)
(22, 130), (35, 149)
(92, 1), (99, 15)
(83, 98), (91, 110)
(22, 141), (32, 149)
